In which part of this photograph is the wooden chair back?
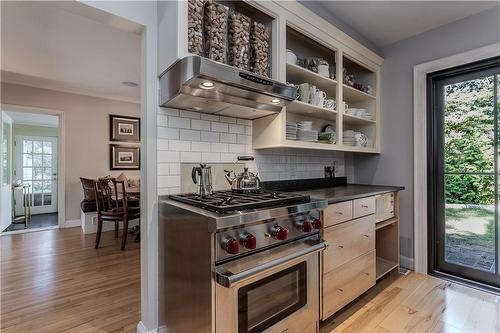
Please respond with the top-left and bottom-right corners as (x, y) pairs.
(94, 177), (128, 217)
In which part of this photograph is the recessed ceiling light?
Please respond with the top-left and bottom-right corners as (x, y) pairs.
(200, 81), (215, 89)
(122, 81), (138, 87)
(270, 98), (280, 104)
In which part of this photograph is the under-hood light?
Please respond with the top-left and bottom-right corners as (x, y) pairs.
(200, 81), (215, 89)
(270, 98), (281, 104)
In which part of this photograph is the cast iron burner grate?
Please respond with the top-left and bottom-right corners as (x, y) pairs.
(169, 190), (310, 213)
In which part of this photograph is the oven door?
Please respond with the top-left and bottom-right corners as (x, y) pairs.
(215, 238), (325, 333)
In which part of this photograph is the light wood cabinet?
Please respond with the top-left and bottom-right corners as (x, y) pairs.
(322, 250), (376, 319)
(323, 201), (352, 227)
(323, 215), (375, 273)
(353, 196), (375, 218)
(321, 193), (400, 321)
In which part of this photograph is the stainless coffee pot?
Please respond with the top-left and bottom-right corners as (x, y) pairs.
(192, 164), (213, 197)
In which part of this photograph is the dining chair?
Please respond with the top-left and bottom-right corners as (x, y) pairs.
(94, 177), (140, 250)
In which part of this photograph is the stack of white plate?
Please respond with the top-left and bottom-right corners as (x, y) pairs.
(286, 122), (297, 140)
(297, 129), (318, 142)
(296, 121), (313, 131)
(343, 130), (357, 146)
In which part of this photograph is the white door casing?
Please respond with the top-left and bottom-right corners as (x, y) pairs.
(0, 112), (13, 232)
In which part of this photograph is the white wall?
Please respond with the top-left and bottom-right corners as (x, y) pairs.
(0, 112), (13, 232)
(1, 83), (141, 222)
(353, 7), (500, 268)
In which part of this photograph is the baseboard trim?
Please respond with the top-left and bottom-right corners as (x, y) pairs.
(63, 219), (80, 228)
(400, 255), (415, 271)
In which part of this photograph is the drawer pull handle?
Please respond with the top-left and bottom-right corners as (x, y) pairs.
(361, 205), (369, 208)
(337, 212), (343, 215)
(337, 288), (344, 292)
(338, 245), (344, 248)
(365, 272), (370, 276)
(363, 234), (369, 238)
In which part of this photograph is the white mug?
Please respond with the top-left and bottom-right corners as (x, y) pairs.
(323, 99), (336, 111)
(317, 64), (329, 78)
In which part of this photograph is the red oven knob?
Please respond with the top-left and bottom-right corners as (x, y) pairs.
(240, 233), (257, 249)
(271, 225), (289, 240)
(312, 218), (323, 230)
(224, 238), (239, 254)
(298, 220), (313, 233)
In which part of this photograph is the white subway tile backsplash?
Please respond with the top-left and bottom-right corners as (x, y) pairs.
(229, 143), (245, 153)
(191, 119), (211, 131)
(157, 109), (349, 195)
(180, 129), (201, 141)
(202, 152), (221, 163)
(200, 114), (220, 121)
(211, 142), (229, 153)
(229, 124), (245, 134)
(219, 116), (237, 124)
(157, 114), (168, 126)
(211, 121), (229, 133)
(158, 127), (179, 140)
(157, 139), (169, 151)
(169, 116), (191, 129)
(169, 140), (191, 151)
(201, 131), (219, 142)
(220, 133), (237, 143)
(160, 108), (179, 116)
(158, 151), (180, 163)
(237, 134), (252, 145)
(181, 151), (202, 162)
(191, 141), (211, 152)
(180, 110), (201, 119)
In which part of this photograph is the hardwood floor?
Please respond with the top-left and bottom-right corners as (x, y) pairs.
(2, 228), (498, 333)
(320, 272), (500, 333)
(0, 228), (140, 333)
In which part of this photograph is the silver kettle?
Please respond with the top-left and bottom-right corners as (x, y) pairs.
(224, 156), (260, 192)
(192, 164), (213, 197)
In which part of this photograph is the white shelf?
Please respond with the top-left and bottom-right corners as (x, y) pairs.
(286, 100), (337, 121)
(286, 63), (337, 97)
(343, 113), (376, 125)
(343, 84), (376, 103)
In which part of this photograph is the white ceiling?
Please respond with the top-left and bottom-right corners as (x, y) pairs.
(1, 1), (142, 103)
(5, 111), (59, 128)
(308, 1), (500, 48)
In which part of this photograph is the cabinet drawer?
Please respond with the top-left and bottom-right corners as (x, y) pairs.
(323, 215), (375, 273)
(353, 196), (375, 218)
(322, 250), (376, 319)
(323, 201), (352, 227)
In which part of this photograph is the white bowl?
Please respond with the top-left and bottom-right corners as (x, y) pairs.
(286, 49), (297, 65)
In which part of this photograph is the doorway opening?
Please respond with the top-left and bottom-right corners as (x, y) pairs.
(428, 56), (500, 290)
(1, 110), (61, 233)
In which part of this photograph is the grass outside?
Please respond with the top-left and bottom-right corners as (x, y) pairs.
(445, 204), (496, 272)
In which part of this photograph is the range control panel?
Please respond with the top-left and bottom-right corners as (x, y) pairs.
(215, 210), (322, 262)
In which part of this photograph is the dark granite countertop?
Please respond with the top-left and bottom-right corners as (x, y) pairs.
(286, 184), (404, 204)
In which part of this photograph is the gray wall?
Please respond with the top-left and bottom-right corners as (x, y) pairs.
(354, 7), (500, 268)
(298, 1), (381, 54)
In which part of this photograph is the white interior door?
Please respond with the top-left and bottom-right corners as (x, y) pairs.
(15, 136), (58, 215)
(0, 112), (13, 231)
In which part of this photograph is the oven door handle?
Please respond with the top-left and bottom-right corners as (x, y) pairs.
(215, 242), (327, 288)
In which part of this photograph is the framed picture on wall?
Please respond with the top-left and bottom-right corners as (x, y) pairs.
(110, 145), (140, 170)
(110, 115), (140, 142)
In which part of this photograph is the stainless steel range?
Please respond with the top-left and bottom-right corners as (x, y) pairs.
(159, 190), (328, 333)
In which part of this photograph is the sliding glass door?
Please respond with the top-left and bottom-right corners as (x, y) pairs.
(428, 57), (500, 289)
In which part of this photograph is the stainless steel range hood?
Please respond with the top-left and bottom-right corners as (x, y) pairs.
(159, 56), (296, 120)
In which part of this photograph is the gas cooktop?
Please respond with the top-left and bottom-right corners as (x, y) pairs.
(169, 190), (310, 213)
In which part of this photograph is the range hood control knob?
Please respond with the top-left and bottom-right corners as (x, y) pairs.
(223, 237), (239, 255)
(312, 218), (323, 230)
(298, 220), (313, 233)
(240, 233), (257, 249)
(271, 225), (289, 240)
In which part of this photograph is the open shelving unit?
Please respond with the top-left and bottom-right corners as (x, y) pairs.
(375, 192), (400, 280)
(253, 22), (381, 153)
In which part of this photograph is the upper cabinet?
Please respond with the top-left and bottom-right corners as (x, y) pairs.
(161, 0), (383, 153)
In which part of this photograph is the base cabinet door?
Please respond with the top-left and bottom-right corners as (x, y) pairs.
(322, 250), (376, 319)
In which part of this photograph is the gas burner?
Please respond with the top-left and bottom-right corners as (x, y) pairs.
(169, 190), (310, 213)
